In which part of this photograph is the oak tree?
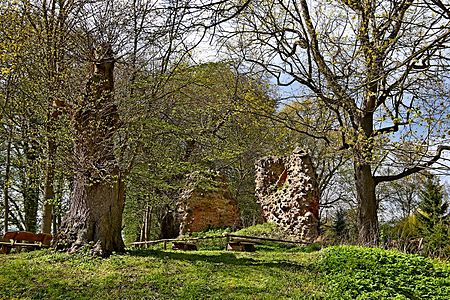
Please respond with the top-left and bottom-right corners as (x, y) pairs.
(224, 0), (450, 243)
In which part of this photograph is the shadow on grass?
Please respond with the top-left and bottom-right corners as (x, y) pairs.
(127, 249), (309, 271)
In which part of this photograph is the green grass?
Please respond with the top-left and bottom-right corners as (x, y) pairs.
(319, 246), (450, 299)
(0, 246), (449, 299)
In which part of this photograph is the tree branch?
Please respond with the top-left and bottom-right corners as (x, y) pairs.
(374, 145), (450, 184)
(297, 0), (358, 116)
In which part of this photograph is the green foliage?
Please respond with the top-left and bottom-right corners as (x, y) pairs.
(234, 223), (320, 252)
(300, 243), (323, 253)
(417, 175), (450, 258)
(0, 1), (76, 233)
(422, 221), (450, 259)
(392, 215), (421, 240)
(190, 228), (232, 238)
(183, 170), (224, 193)
(380, 214), (421, 250)
(380, 215), (423, 254)
(322, 208), (359, 245)
(332, 209), (347, 235)
(234, 222), (281, 238)
(417, 175), (449, 229)
(319, 246), (450, 299)
(332, 208), (348, 242)
(122, 61), (280, 242)
(187, 228), (233, 250)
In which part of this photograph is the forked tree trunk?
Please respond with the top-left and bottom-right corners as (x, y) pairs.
(139, 205), (153, 242)
(58, 44), (125, 257)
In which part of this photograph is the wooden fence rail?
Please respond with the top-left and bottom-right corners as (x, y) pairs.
(225, 234), (308, 245)
(129, 233), (307, 250)
(130, 235), (226, 249)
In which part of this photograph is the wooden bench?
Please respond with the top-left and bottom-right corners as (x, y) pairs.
(227, 241), (256, 252)
(0, 231), (52, 254)
(171, 242), (198, 251)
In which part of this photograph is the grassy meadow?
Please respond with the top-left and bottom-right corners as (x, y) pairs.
(1, 245), (449, 299)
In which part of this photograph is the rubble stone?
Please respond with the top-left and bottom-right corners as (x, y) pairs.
(255, 148), (319, 242)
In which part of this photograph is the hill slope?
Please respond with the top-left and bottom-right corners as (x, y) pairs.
(0, 246), (449, 299)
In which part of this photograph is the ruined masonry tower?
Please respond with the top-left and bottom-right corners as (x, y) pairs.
(255, 148), (319, 242)
(177, 172), (242, 235)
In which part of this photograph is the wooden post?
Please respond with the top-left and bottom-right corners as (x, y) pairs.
(163, 240), (167, 250)
(147, 206), (153, 242)
(144, 205), (150, 242)
(139, 207), (146, 244)
(225, 234), (230, 251)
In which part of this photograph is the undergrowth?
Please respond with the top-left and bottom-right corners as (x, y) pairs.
(319, 246), (450, 299)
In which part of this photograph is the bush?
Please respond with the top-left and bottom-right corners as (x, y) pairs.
(318, 246), (450, 299)
(321, 208), (359, 245)
(189, 227), (232, 238)
(422, 221), (450, 258)
(235, 222), (286, 239)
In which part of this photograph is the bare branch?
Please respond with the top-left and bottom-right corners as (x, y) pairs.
(375, 145), (450, 184)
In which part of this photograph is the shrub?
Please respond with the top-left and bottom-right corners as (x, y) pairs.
(318, 246), (450, 299)
(234, 222), (281, 237)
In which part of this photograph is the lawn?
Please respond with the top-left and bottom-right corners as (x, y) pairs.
(0, 246), (449, 299)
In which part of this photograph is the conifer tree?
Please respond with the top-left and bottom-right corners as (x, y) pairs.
(417, 174), (450, 257)
(332, 208), (348, 242)
(417, 175), (449, 229)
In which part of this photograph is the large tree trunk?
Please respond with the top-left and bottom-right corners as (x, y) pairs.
(61, 170), (125, 255)
(58, 44), (125, 257)
(355, 109), (379, 245)
(354, 161), (379, 245)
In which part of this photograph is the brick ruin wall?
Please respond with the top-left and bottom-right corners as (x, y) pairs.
(177, 174), (242, 235)
(255, 148), (319, 242)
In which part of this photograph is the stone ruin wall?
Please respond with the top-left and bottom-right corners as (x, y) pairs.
(255, 148), (319, 242)
(177, 174), (242, 235)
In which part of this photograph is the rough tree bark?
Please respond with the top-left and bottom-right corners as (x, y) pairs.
(58, 44), (125, 257)
(355, 162), (378, 245)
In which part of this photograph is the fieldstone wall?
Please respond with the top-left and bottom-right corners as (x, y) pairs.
(255, 148), (319, 242)
(177, 173), (241, 235)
